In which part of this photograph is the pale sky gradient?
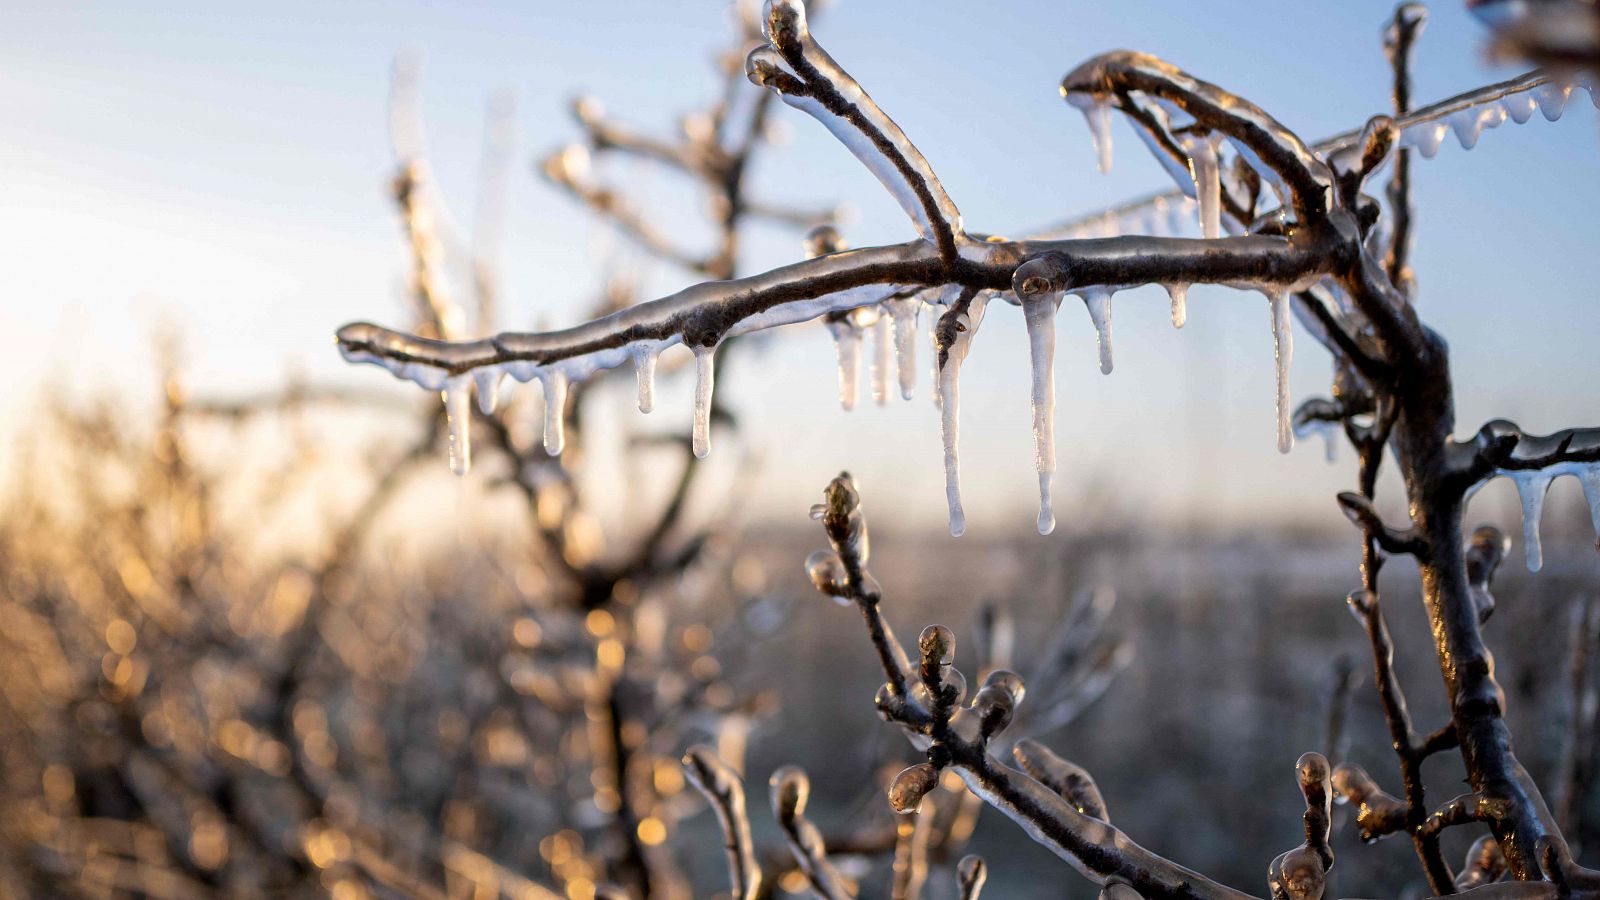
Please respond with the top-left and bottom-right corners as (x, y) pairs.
(2, 0), (1597, 535)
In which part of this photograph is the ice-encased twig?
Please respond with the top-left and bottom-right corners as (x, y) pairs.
(747, 0), (964, 261)
(770, 766), (855, 900)
(683, 746), (762, 900)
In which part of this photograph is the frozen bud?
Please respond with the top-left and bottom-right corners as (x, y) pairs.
(919, 624), (956, 669)
(1455, 835), (1506, 890)
(1297, 752), (1331, 808)
(1013, 738), (1107, 821)
(805, 550), (849, 600)
(1269, 846), (1326, 900)
(983, 669), (1026, 706)
(824, 471), (861, 516)
(769, 765), (810, 824)
(1356, 115), (1398, 181)
(874, 683), (895, 718)
(1100, 879), (1143, 900)
(972, 685), (1014, 738)
(745, 46), (802, 93)
(1012, 252), (1071, 297)
(941, 668), (968, 707)
(887, 762), (939, 814)
(683, 744), (740, 796)
(1344, 589), (1377, 623)
(804, 224), (846, 258)
(1331, 763), (1405, 843)
(957, 855), (988, 899)
(763, 0), (808, 46)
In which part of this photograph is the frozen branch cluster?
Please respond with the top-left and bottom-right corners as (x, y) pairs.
(336, 0), (1598, 544)
(325, 0), (1600, 896)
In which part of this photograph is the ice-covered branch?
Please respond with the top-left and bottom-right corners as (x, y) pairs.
(1335, 494), (1426, 556)
(770, 766), (855, 900)
(1062, 51), (1336, 224)
(1382, 3), (1426, 293)
(746, 0), (964, 261)
(684, 745), (763, 900)
(805, 476), (1262, 900)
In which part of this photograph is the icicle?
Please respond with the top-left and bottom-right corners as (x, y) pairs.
(1182, 135), (1221, 239)
(1503, 92), (1538, 125)
(1166, 283), (1188, 329)
(927, 303), (943, 409)
(871, 310), (892, 405)
(937, 294), (988, 537)
(473, 367), (504, 415)
(887, 295), (920, 400)
(1080, 288), (1114, 374)
(827, 316), (862, 411)
(692, 345), (716, 459)
(1510, 471), (1553, 572)
(540, 370), (569, 457)
(1580, 465), (1600, 545)
(1537, 83), (1571, 122)
(443, 375), (472, 476)
(633, 345), (658, 414)
(1021, 291), (1061, 535)
(1269, 290), (1294, 454)
(1072, 96), (1115, 175)
(1402, 121), (1449, 159)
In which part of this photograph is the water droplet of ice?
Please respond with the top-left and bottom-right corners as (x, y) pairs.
(1502, 92), (1537, 125)
(1537, 82), (1571, 122)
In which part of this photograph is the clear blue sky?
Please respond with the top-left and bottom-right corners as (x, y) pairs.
(2, 0), (1596, 533)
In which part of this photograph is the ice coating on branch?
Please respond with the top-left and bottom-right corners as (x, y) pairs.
(693, 345), (717, 459)
(827, 315), (862, 411)
(443, 376), (472, 476)
(1293, 417), (1339, 464)
(1165, 283), (1188, 329)
(1181, 135), (1222, 239)
(1068, 94), (1115, 174)
(539, 369), (569, 456)
(887, 294), (921, 400)
(1268, 290), (1294, 454)
(1508, 471), (1553, 572)
(871, 311), (892, 405)
(937, 294), (988, 537)
(1022, 291), (1062, 535)
(1079, 289), (1114, 375)
(633, 343), (660, 414)
(746, 0), (963, 250)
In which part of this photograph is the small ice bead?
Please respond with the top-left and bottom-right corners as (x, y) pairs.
(1537, 83), (1571, 122)
(1503, 92), (1537, 125)
(692, 346), (716, 459)
(442, 376), (472, 476)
